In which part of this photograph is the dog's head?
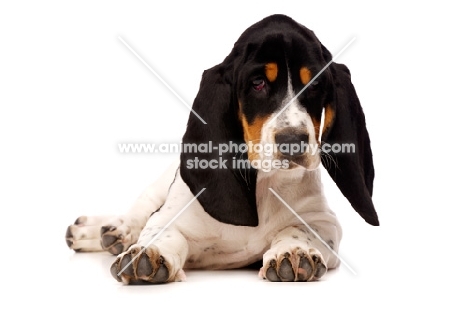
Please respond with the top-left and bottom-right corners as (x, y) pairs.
(180, 14), (378, 226)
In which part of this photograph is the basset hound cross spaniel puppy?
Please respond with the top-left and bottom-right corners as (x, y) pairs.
(66, 14), (378, 283)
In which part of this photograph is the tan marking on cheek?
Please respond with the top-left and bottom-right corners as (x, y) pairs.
(246, 116), (268, 143)
(239, 111), (269, 161)
(300, 67), (312, 85)
(322, 105), (335, 138)
(265, 63), (278, 82)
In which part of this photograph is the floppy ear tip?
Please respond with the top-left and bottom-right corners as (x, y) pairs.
(365, 214), (380, 226)
(350, 194), (379, 226)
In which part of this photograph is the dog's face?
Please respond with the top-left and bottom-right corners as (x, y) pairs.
(236, 31), (332, 171)
(181, 15), (378, 227)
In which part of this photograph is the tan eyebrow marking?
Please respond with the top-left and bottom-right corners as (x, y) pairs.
(300, 67), (312, 85)
(265, 63), (278, 82)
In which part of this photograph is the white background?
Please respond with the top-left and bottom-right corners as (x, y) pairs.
(1, 1), (467, 310)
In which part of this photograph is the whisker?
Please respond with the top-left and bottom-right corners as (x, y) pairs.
(320, 149), (338, 170)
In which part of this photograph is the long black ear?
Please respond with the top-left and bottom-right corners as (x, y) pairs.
(180, 63), (258, 226)
(321, 63), (379, 226)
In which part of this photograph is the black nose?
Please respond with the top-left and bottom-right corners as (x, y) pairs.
(275, 131), (309, 157)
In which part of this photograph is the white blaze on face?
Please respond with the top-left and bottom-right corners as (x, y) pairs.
(257, 73), (321, 171)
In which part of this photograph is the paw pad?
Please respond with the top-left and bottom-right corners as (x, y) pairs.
(262, 249), (327, 282)
(110, 245), (172, 284)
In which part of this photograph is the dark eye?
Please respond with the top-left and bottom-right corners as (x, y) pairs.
(307, 79), (320, 93)
(310, 80), (319, 87)
(252, 79), (266, 91)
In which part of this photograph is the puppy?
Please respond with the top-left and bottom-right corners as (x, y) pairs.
(66, 14), (378, 284)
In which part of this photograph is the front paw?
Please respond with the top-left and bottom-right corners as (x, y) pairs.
(100, 218), (135, 255)
(110, 245), (186, 285)
(260, 247), (327, 282)
(65, 215), (138, 255)
(66, 215), (108, 252)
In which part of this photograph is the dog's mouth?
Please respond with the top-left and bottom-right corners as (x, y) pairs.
(280, 154), (321, 171)
(248, 149), (320, 172)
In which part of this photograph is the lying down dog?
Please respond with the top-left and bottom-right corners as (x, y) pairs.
(66, 14), (378, 284)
